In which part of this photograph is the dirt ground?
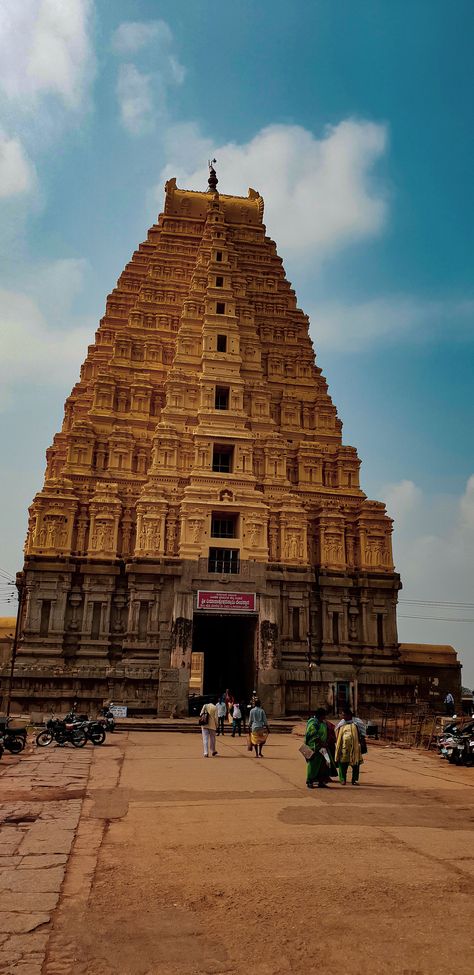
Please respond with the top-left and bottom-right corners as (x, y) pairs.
(4, 730), (474, 975)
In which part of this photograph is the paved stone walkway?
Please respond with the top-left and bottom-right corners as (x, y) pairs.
(0, 745), (92, 974)
(2, 733), (474, 974)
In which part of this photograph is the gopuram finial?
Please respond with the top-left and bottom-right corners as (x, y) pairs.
(208, 158), (218, 192)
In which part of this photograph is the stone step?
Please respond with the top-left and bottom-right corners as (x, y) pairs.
(112, 719), (296, 734)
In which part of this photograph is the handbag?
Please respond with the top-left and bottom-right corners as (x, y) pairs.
(198, 709), (209, 726)
(299, 742), (315, 761)
(357, 727), (368, 754)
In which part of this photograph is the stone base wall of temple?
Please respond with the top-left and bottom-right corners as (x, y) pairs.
(0, 556), (459, 716)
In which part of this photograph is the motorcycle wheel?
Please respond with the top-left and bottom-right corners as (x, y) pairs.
(90, 729), (106, 746)
(6, 738), (24, 755)
(72, 729), (87, 748)
(36, 731), (54, 747)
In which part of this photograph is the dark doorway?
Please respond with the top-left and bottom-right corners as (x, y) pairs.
(335, 681), (350, 712)
(192, 614), (256, 702)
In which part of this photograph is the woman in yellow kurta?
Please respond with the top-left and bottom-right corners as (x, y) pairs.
(335, 709), (363, 785)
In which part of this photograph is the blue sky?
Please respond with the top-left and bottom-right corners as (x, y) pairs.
(0, 0), (473, 684)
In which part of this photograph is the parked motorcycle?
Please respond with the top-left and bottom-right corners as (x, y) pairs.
(438, 719), (474, 764)
(36, 716), (87, 748)
(100, 703), (116, 733)
(0, 717), (27, 754)
(64, 709), (107, 745)
(449, 734), (474, 766)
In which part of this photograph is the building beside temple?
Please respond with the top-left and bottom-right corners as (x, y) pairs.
(8, 167), (461, 715)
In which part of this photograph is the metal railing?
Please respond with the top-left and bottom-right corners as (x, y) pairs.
(360, 704), (442, 750)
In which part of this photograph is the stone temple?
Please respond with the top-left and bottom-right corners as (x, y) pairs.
(11, 168), (460, 715)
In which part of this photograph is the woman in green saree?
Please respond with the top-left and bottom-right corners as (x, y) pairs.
(304, 707), (331, 789)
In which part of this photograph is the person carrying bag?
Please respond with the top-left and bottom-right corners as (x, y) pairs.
(199, 702), (218, 758)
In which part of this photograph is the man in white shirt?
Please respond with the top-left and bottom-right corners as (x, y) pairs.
(216, 698), (227, 736)
(199, 702), (218, 757)
(231, 702), (242, 737)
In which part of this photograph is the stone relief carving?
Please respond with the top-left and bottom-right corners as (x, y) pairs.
(188, 518), (204, 545)
(285, 530), (303, 560)
(246, 521), (261, 547)
(91, 519), (114, 552)
(324, 533), (344, 564)
(166, 518), (178, 555)
(260, 621), (278, 669)
(37, 515), (68, 549)
(268, 518), (279, 561)
(366, 536), (388, 567)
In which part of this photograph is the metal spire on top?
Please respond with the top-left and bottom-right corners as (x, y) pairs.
(208, 158), (218, 192)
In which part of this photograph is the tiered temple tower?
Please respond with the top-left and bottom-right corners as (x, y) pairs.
(13, 169), (453, 716)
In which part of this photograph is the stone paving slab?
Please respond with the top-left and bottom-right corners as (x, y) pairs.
(0, 744), (92, 973)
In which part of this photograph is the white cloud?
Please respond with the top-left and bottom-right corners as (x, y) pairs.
(0, 259), (93, 409)
(159, 119), (388, 259)
(0, 0), (95, 111)
(383, 480), (424, 525)
(117, 64), (155, 136)
(113, 19), (185, 135)
(381, 476), (474, 686)
(22, 257), (89, 322)
(460, 475), (474, 531)
(0, 130), (36, 198)
(111, 20), (173, 55)
(310, 295), (474, 351)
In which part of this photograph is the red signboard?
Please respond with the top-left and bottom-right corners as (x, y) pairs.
(196, 591), (256, 613)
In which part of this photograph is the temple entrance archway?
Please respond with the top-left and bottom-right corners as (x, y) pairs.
(191, 613), (257, 703)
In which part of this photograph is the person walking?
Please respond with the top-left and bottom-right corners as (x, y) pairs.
(248, 698), (269, 758)
(444, 691), (455, 717)
(304, 707), (331, 789)
(199, 701), (218, 758)
(225, 688), (234, 725)
(335, 708), (363, 785)
(216, 697), (227, 735)
(231, 702), (242, 737)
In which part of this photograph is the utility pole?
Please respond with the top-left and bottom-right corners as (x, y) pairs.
(4, 575), (24, 718)
(307, 629), (313, 717)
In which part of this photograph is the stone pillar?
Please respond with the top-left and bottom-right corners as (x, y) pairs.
(258, 594), (284, 716)
(170, 592), (193, 716)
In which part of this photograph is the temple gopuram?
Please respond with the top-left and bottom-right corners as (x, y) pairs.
(9, 166), (461, 715)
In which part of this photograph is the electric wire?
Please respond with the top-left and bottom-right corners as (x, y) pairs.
(399, 615), (474, 623)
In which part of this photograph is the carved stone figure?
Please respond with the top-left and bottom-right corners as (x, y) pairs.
(247, 521), (260, 547)
(188, 518), (204, 544)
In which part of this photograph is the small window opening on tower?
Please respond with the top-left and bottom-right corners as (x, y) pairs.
(332, 611), (340, 645)
(217, 334), (227, 352)
(377, 613), (384, 649)
(212, 445), (234, 473)
(91, 602), (101, 640)
(216, 302), (225, 314)
(40, 600), (52, 637)
(211, 513), (238, 538)
(208, 547), (240, 574)
(215, 386), (229, 410)
(292, 607), (300, 641)
(216, 276), (224, 287)
(216, 251), (223, 262)
(139, 602), (149, 641)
